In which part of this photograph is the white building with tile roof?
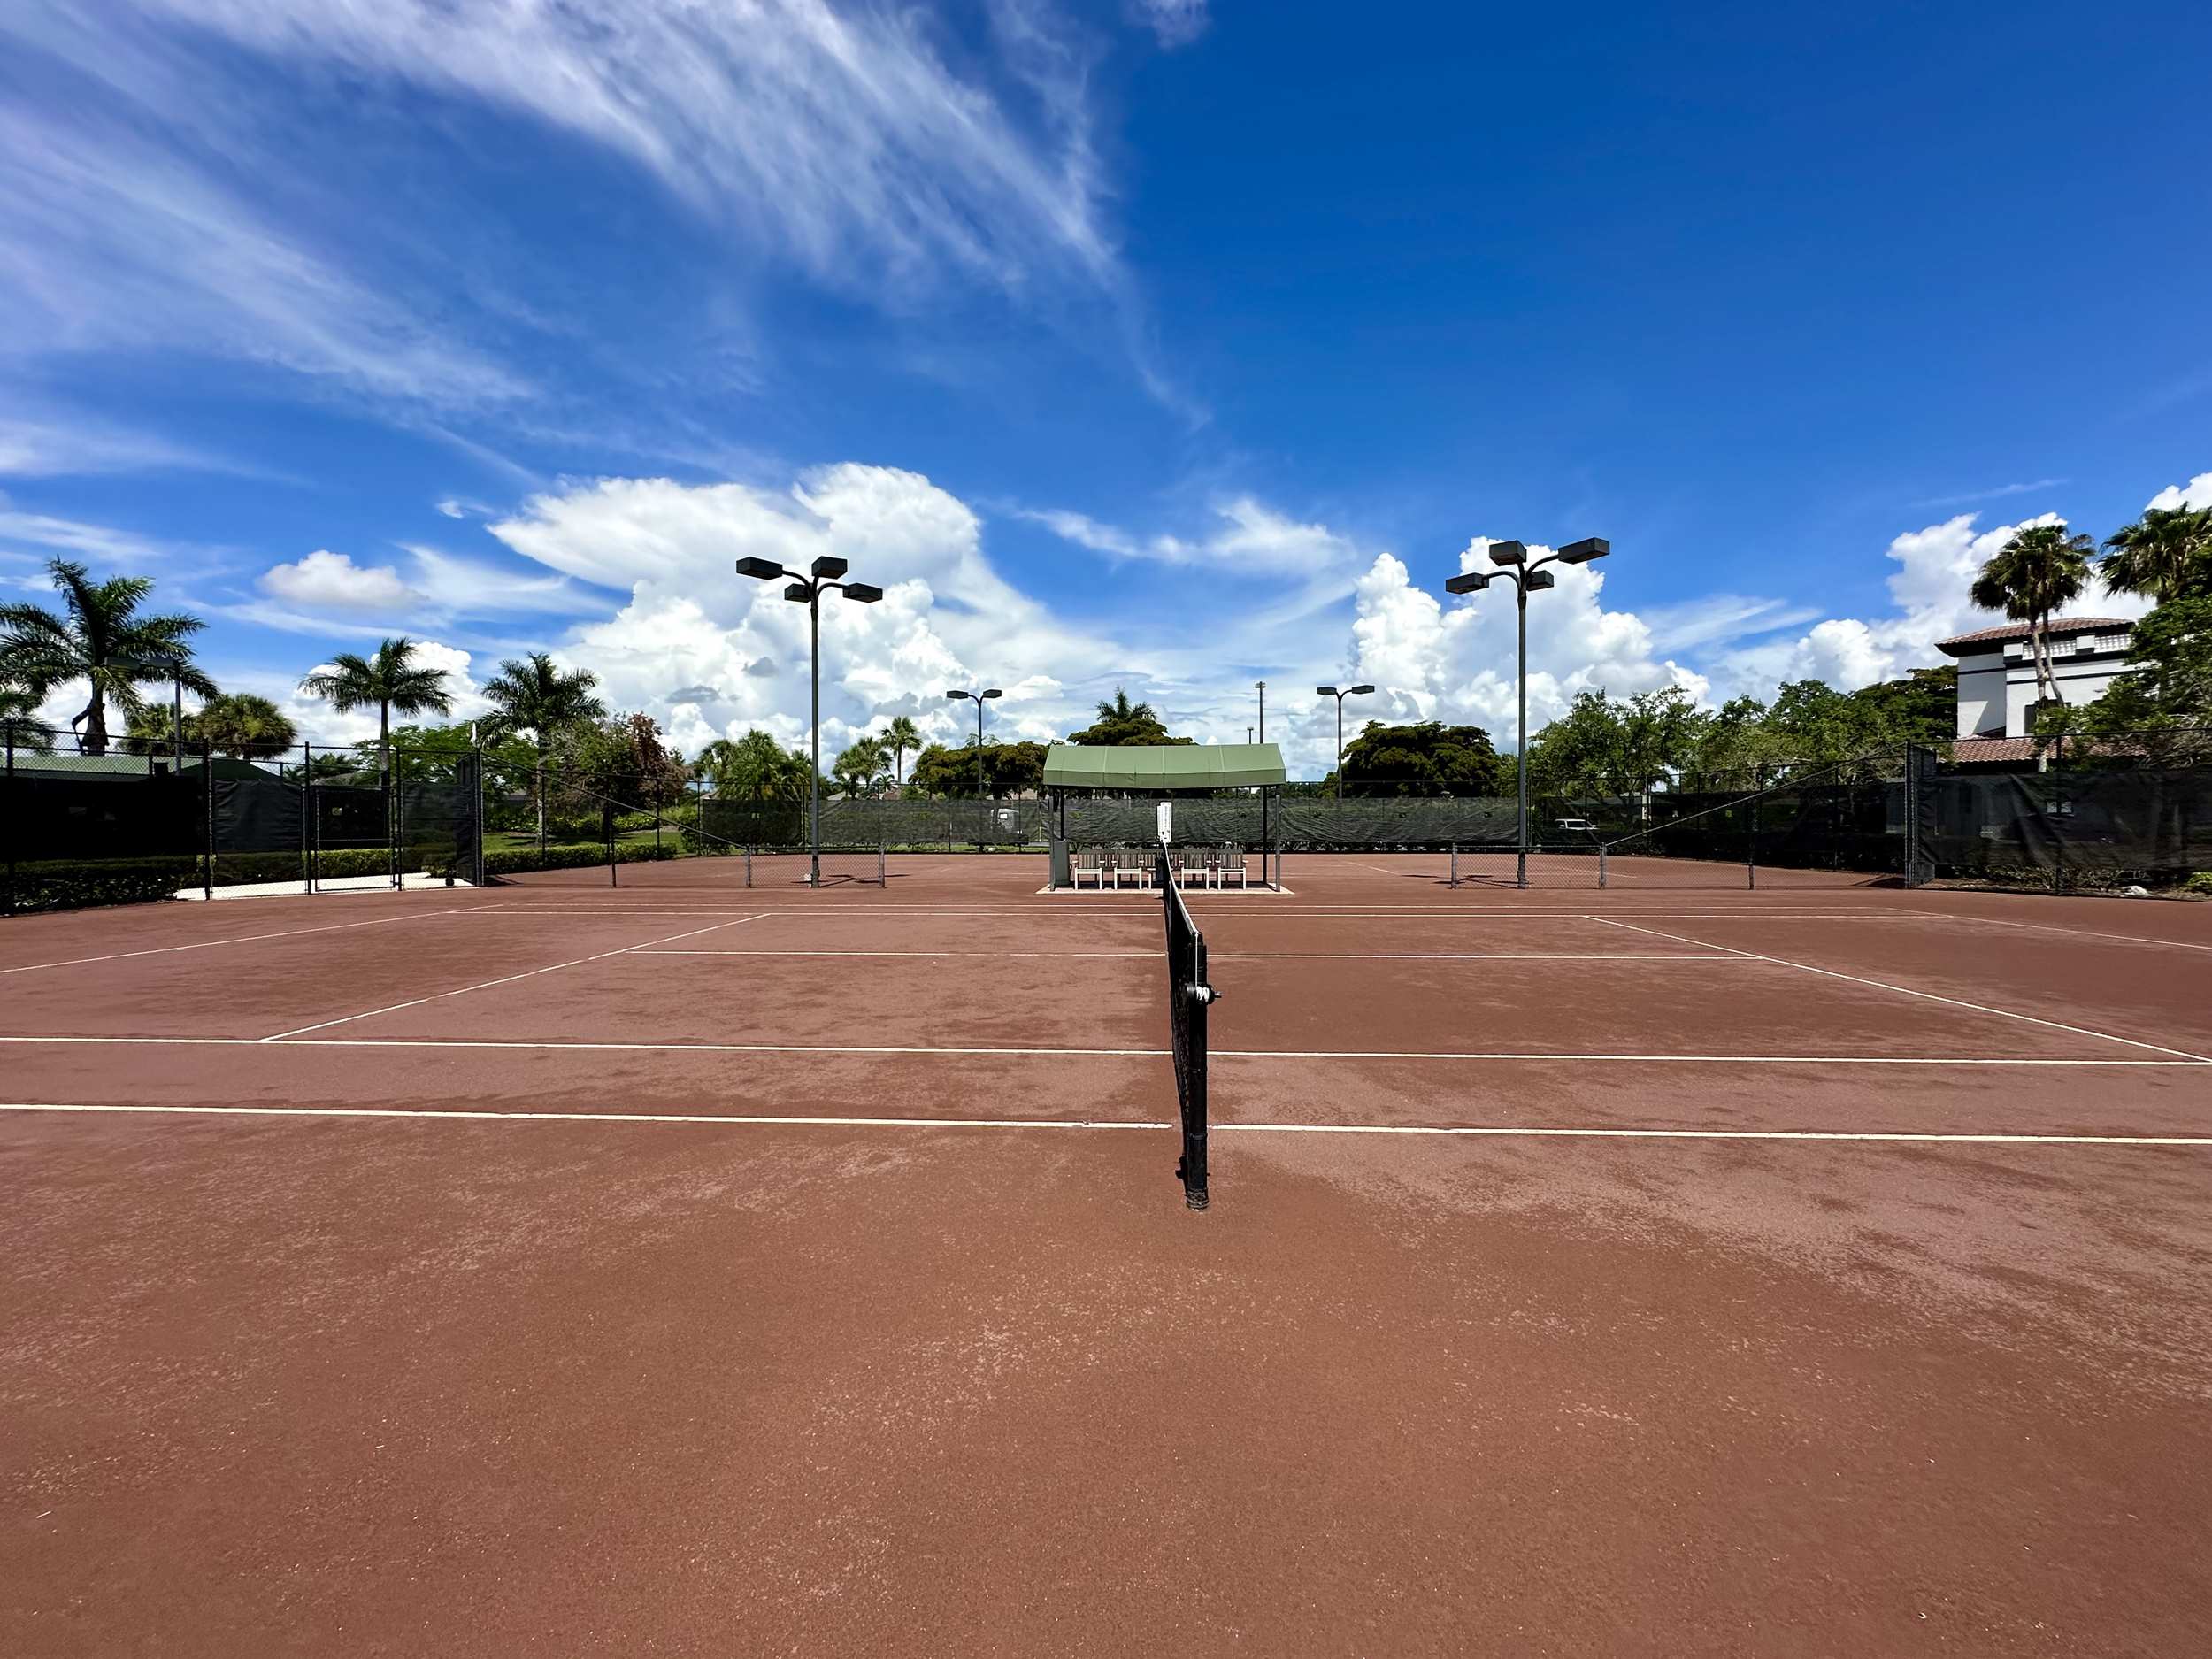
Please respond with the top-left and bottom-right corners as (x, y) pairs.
(1933, 617), (2135, 749)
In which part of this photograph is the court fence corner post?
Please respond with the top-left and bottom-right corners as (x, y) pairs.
(203, 738), (215, 901)
(3, 726), (15, 918)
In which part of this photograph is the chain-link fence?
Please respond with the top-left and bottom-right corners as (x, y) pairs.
(3, 728), (483, 914)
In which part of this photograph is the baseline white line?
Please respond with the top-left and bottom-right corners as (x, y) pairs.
(1217, 1123), (2212, 1147)
(1587, 916), (2212, 1063)
(1919, 910), (2212, 955)
(0, 906), (499, 978)
(0, 1102), (1167, 1130)
(259, 912), (773, 1041)
(0, 1035), (2201, 1065)
(3, 1103), (2202, 1148)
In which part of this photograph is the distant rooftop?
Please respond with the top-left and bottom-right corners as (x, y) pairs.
(1934, 617), (2133, 655)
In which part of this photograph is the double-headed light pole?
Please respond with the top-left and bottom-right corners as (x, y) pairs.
(735, 554), (883, 887)
(1444, 536), (1610, 888)
(1313, 683), (1375, 800)
(944, 686), (1002, 801)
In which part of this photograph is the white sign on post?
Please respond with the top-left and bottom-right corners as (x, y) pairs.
(1156, 801), (1173, 844)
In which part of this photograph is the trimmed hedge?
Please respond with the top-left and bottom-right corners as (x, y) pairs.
(4, 856), (201, 916)
(211, 849), (432, 886)
(484, 842), (677, 878)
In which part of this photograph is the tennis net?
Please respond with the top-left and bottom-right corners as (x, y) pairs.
(1158, 849), (1216, 1210)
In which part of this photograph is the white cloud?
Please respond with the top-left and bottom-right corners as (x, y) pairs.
(0, 405), (235, 479)
(1704, 511), (2156, 700)
(2146, 472), (2212, 512)
(0, 500), (176, 565)
(259, 550), (420, 613)
(1129, 1), (1210, 49)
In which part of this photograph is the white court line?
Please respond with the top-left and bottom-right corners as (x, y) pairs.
(258, 912), (772, 1041)
(1588, 916), (2212, 1064)
(0, 906), (498, 978)
(1920, 910), (2212, 955)
(632, 949), (1747, 962)
(2, 1102), (2203, 1148)
(1217, 1123), (2212, 1147)
(0, 1034), (2201, 1065)
(636, 949), (1155, 958)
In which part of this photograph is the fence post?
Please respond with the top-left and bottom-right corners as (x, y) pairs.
(203, 739), (215, 900)
(4, 728), (14, 918)
(1747, 764), (1761, 891)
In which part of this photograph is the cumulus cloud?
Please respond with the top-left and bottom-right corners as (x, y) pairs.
(2146, 472), (2212, 512)
(274, 640), (489, 745)
(488, 465), (1122, 760)
(259, 550), (419, 613)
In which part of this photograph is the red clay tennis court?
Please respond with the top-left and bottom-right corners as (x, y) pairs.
(6, 856), (2212, 1654)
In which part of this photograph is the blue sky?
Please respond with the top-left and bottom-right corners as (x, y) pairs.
(3, 0), (2208, 775)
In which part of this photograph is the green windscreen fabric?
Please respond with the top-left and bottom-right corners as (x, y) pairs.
(1042, 744), (1286, 791)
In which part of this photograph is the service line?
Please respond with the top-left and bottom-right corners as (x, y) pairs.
(1587, 916), (2212, 1064)
(259, 912), (772, 1041)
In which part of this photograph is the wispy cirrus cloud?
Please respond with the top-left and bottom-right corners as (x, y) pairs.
(1128, 1), (1211, 50)
(1909, 477), (2070, 509)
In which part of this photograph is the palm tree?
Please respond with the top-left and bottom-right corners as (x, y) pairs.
(1, 679), (54, 754)
(832, 734), (888, 797)
(196, 694), (300, 760)
(478, 651), (604, 844)
(1970, 524), (2095, 708)
(695, 730), (810, 800)
(299, 637), (453, 783)
(2102, 505), (2212, 604)
(0, 558), (214, 755)
(881, 715), (921, 787)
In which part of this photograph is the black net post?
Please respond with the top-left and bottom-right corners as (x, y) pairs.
(1159, 850), (1214, 1210)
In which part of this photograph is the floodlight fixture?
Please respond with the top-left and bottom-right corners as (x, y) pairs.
(981, 687), (1002, 699)
(1317, 682), (1379, 800)
(1438, 533), (1619, 887)
(737, 550), (888, 887)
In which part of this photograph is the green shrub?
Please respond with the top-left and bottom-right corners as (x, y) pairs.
(2183, 872), (2212, 896)
(482, 842), (677, 878)
(210, 849), (433, 886)
(5, 856), (202, 916)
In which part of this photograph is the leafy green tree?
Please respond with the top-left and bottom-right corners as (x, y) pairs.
(831, 734), (891, 796)
(910, 739), (1050, 798)
(0, 558), (214, 755)
(1333, 720), (1507, 796)
(2102, 505), (2212, 605)
(1526, 689), (1708, 795)
(299, 637), (453, 783)
(880, 715), (922, 786)
(2072, 598), (2212, 764)
(1970, 523), (2095, 708)
(1064, 687), (1193, 746)
(553, 714), (690, 839)
(479, 652), (605, 843)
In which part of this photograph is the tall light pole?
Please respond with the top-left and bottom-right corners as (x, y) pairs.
(1256, 680), (1266, 742)
(1445, 537), (1610, 888)
(735, 554), (883, 887)
(1314, 683), (1376, 801)
(944, 687), (1002, 803)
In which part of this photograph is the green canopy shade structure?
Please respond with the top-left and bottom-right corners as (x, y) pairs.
(1042, 743), (1286, 793)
